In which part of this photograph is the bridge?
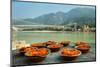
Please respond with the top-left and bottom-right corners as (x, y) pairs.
(12, 26), (23, 31)
(12, 24), (77, 31)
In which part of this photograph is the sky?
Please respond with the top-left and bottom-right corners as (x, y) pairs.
(12, 1), (95, 19)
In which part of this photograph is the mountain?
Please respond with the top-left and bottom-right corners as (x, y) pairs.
(23, 11), (65, 25)
(63, 7), (95, 25)
(12, 7), (95, 25)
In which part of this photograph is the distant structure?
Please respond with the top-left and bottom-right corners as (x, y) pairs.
(72, 23), (77, 32)
(74, 23), (77, 31)
(83, 25), (90, 32)
(90, 28), (96, 32)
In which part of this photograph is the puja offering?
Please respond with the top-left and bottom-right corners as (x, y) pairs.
(75, 44), (91, 53)
(43, 41), (56, 46)
(19, 47), (37, 55)
(47, 44), (62, 52)
(59, 48), (81, 60)
(75, 41), (89, 46)
(25, 48), (49, 62)
(38, 48), (49, 56)
(59, 41), (70, 46)
(31, 43), (46, 48)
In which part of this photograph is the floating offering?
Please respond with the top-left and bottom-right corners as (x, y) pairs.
(60, 41), (70, 46)
(38, 48), (49, 56)
(24, 47), (49, 62)
(75, 44), (91, 53)
(24, 47), (38, 52)
(43, 41), (56, 46)
(59, 48), (81, 60)
(75, 41), (89, 46)
(31, 43), (46, 48)
(47, 44), (62, 52)
(19, 47), (37, 55)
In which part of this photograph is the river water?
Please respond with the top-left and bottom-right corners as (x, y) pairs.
(12, 31), (96, 44)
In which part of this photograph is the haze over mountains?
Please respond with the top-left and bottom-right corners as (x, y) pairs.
(12, 7), (95, 26)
